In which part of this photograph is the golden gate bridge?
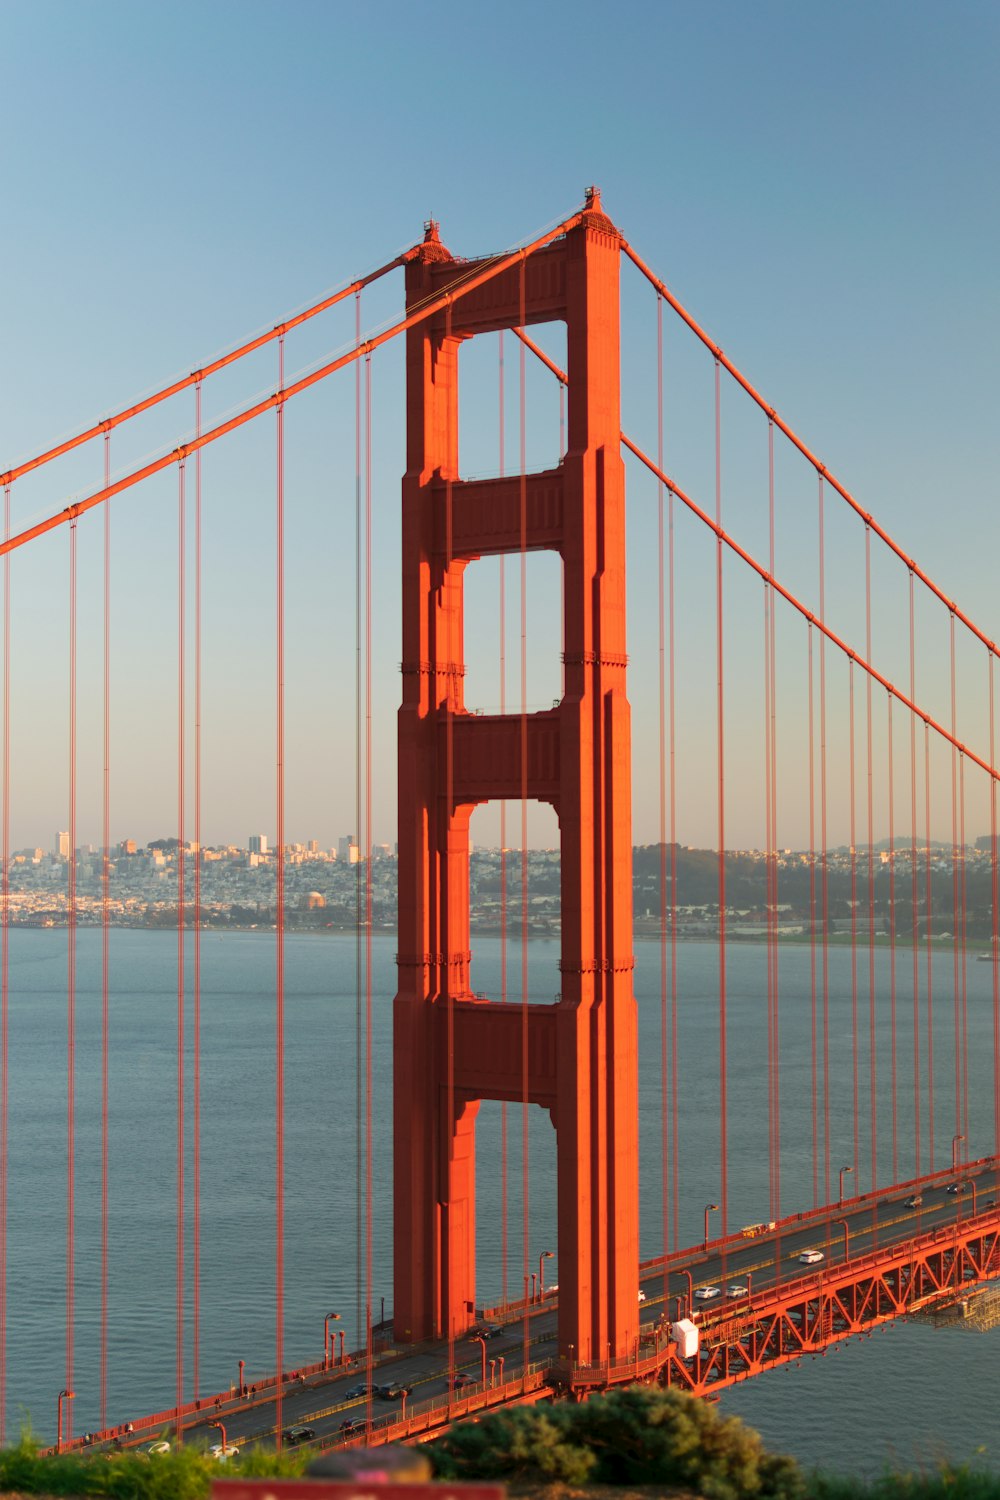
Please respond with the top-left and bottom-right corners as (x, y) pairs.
(2, 188), (999, 1454)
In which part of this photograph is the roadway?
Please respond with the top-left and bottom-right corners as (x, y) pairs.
(95, 1157), (1000, 1458)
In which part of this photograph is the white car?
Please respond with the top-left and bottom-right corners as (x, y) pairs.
(694, 1285), (721, 1301)
(145, 1441), (171, 1455)
(209, 1444), (240, 1461)
(798, 1249), (824, 1265)
(638, 1289), (647, 1302)
(726, 1283), (749, 1298)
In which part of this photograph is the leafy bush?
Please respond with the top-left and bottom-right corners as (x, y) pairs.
(429, 1385), (804, 1499)
(0, 1428), (308, 1500)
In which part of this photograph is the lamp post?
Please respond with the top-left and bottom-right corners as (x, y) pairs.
(337, 1328), (346, 1366)
(471, 1334), (487, 1385)
(238, 1358), (245, 1396)
(489, 1358), (496, 1388)
(401, 1388), (409, 1418)
(211, 1421), (228, 1455)
(839, 1165), (854, 1203)
(834, 1218), (850, 1262)
(681, 1268), (693, 1317)
(531, 1272), (538, 1303)
(952, 1134), (966, 1172)
(56, 1389), (75, 1453)
(704, 1203), (719, 1249)
(539, 1249), (554, 1298)
(498, 1355), (505, 1384)
(324, 1312), (340, 1370)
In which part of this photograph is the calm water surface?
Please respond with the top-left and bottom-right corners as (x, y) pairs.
(5, 928), (997, 1471)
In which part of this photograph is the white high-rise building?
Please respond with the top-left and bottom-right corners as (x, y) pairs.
(249, 834), (269, 856)
(338, 834), (360, 864)
(55, 831), (70, 859)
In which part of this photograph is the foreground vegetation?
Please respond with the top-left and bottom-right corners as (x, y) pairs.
(0, 1389), (996, 1499)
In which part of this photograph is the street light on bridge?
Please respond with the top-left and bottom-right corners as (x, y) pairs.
(470, 1334), (487, 1385)
(56, 1389), (75, 1453)
(211, 1421), (228, 1456)
(704, 1203), (719, 1249)
(834, 1218), (850, 1262)
(839, 1165), (854, 1203)
(324, 1311), (341, 1370)
(539, 1249), (554, 1300)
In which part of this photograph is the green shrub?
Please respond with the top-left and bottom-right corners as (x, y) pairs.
(429, 1385), (804, 1499)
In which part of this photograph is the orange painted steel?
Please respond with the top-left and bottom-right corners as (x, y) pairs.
(620, 238), (1000, 660)
(0, 253), (411, 489)
(0, 215), (583, 562)
(393, 190), (640, 1364)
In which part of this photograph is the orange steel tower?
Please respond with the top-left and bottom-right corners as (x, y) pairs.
(394, 190), (639, 1364)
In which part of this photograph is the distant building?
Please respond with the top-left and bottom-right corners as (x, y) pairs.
(249, 834), (269, 856)
(54, 831), (69, 858)
(301, 891), (326, 910)
(338, 835), (360, 864)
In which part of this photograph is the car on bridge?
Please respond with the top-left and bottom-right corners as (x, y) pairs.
(339, 1418), (364, 1434)
(376, 1384), (412, 1400)
(798, 1249), (824, 1264)
(904, 1194), (924, 1207)
(471, 1323), (502, 1339)
(282, 1425), (316, 1445)
(449, 1372), (475, 1389)
(208, 1444), (239, 1461)
(726, 1283), (749, 1298)
(694, 1285), (721, 1301)
(344, 1382), (376, 1399)
(947, 1181), (970, 1195)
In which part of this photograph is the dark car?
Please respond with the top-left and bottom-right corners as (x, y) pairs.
(282, 1425), (315, 1445)
(344, 1383), (375, 1399)
(472, 1323), (502, 1340)
(376, 1383), (412, 1400)
(339, 1418), (363, 1433)
(904, 1194), (923, 1208)
(947, 1181), (969, 1195)
(449, 1372), (475, 1390)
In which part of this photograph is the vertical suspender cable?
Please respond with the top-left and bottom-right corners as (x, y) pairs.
(0, 481), (9, 1445)
(990, 649), (999, 1156)
(657, 296), (670, 1266)
(67, 517), (77, 1441)
(763, 584), (774, 1211)
(887, 692), (898, 1183)
(925, 721), (935, 1170)
(849, 661), (858, 1178)
(498, 331), (509, 1308)
(865, 527), (877, 1189)
(175, 459), (186, 1424)
(275, 336), (286, 1442)
(100, 431), (111, 1431)
(519, 259), (531, 1364)
(808, 624), (818, 1206)
(192, 383), (203, 1399)
(669, 421), (679, 1251)
(354, 292), (364, 1348)
(950, 613), (961, 1146)
(959, 753), (968, 1144)
(819, 478), (830, 1202)
(364, 348), (375, 1411)
(714, 358), (728, 1232)
(767, 418), (779, 1220)
(910, 573), (921, 1175)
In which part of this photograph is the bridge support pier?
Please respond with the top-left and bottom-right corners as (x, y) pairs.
(393, 190), (640, 1362)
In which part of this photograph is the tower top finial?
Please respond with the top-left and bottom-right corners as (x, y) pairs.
(584, 185), (602, 213)
(423, 218), (441, 243)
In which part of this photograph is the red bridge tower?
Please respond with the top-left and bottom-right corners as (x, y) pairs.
(394, 190), (639, 1364)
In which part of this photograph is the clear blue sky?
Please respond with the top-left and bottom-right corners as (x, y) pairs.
(1, 0), (997, 851)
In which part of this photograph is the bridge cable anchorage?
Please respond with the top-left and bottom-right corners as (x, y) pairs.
(0, 211), (584, 565)
(619, 236), (1000, 667)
